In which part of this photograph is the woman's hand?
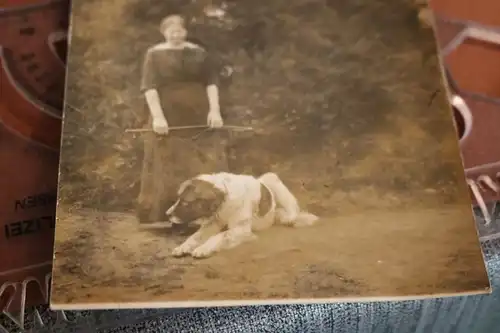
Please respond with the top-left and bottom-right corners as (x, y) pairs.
(206, 85), (223, 129)
(152, 116), (169, 135)
(145, 90), (169, 135)
(207, 109), (223, 128)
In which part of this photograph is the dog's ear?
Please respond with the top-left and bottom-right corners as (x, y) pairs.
(190, 180), (218, 199)
(207, 188), (226, 213)
(190, 179), (226, 212)
(177, 179), (192, 196)
(208, 185), (226, 212)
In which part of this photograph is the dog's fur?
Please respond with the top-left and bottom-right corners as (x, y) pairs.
(166, 172), (319, 258)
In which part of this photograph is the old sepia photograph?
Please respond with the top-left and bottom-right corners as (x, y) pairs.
(51, 0), (489, 308)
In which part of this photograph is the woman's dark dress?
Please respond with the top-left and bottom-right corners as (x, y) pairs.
(137, 44), (229, 223)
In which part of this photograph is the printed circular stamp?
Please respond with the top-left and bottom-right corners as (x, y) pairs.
(0, 1), (66, 330)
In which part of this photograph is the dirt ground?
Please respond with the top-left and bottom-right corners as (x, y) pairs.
(50, 204), (489, 307)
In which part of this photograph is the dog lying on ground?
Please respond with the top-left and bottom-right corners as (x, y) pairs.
(165, 172), (319, 259)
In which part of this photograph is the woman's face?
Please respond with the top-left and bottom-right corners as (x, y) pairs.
(163, 23), (187, 45)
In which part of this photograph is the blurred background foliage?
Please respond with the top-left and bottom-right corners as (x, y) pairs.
(58, 0), (468, 214)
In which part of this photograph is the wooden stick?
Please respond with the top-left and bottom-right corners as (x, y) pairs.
(125, 125), (254, 133)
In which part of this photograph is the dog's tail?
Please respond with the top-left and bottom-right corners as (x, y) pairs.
(259, 172), (319, 227)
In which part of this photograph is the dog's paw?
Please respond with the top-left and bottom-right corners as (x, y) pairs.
(292, 212), (319, 227)
(191, 245), (214, 259)
(275, 208), (299, 226)
(172, 244), (193, 257)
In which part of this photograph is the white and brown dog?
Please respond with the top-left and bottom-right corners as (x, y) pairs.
(166, 172), (319, 258)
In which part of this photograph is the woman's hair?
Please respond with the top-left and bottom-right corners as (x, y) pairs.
(159, 15), (186, 33)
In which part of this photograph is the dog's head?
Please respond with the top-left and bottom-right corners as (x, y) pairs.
(165, 178), (226, 224)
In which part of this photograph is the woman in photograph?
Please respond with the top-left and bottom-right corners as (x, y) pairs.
(137, 14), (229, 224)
